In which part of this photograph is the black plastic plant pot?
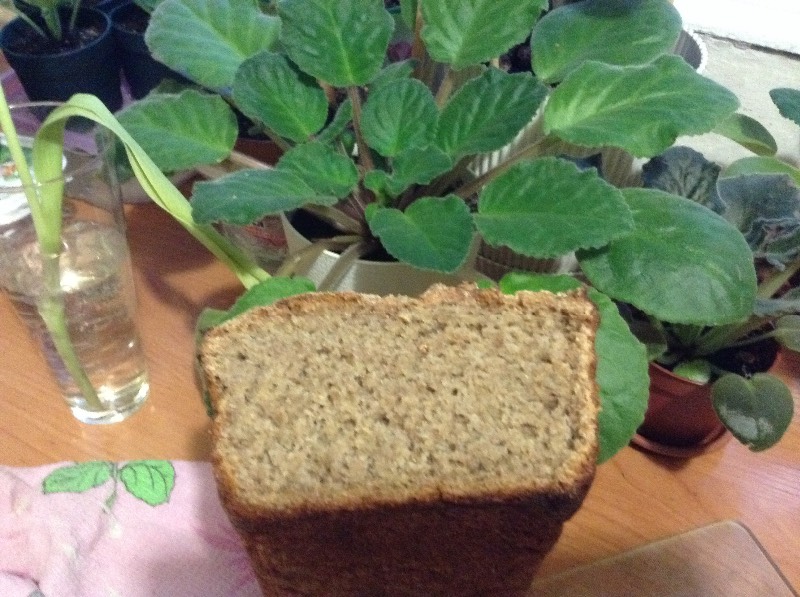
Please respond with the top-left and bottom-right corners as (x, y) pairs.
(0, 9), (123, 112)
(111, 2), (190, 99)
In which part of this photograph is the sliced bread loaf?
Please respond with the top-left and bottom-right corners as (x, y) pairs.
(200, 284), (600, 596)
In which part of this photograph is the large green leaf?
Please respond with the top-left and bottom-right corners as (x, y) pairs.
(475, 157), (633, 257)
(361, 79), (438, 157)
(770, 88), (800, 127)
(368, 196), (473, 272)
(589, 288), (649, 463)
(437, 68), (547, 159)
(722, 156), (800, 186)
(544, 55), (740, 158)
(233, 52), (329, 143)
(712, 373), (794, 451)
(532, 0), (681, 84)
(115, 90), (237, 173)
(276, 142), (359, 197)
(713, 113), (778, 156)
(420, 0), (546, 69)
(279, 0), (393, 87)
(579, 188), (758, 325)
(191, 169), (339, 225)
(146, 0), (280, 90)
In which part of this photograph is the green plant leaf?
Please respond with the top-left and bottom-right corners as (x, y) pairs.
(42, 461), (113, 494)
(673, 359), (713, 384)
(233, 52), (329, 143)
(420, 0), (546, 69)
(774, 314), (800, 351)
(38, 94), (268, 290)
(437, 68), (547, 160)
(475, 157), (633, 257)
(544, 55), (739, 158)
(641, 146), (722, 209)
(368, 196), (473, 272)
(399, 0), (418, 29)
(371, 60), (416, 92)
(755, 293), (800, 318)
(715, 174), (800, 265)
(146, 0), (280, 90)
(277, 142), (359, 197)
(712, 373), (794, 451)
(770, 88), (800, 127)
(215, 276), (317, 324)
(192, 169), (339, 225)
(387, 146), (453, 195)
(361, 79), (438, 157)
(579, 188), (758, 325)
(588, 289), (649, 463)
(713, 113), (778, 156)
(279, 0), (393, 87)
(722, 157), (800, 186)
(119, 461), (175, 506)
(498, 273), (582, 294)
(315, 98), (354, 146)
(115, 90), (237, 173)
(531, 0), (681, 84)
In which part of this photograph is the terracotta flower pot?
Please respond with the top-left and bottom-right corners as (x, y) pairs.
(632, 363), (730, 457)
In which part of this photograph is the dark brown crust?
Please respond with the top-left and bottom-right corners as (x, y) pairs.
(200, 284), (600, 596)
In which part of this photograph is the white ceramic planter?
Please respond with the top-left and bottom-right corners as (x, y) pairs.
(281, 213), (482, 296)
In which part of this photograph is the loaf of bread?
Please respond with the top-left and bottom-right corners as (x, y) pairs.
(200, 284), (600, 596)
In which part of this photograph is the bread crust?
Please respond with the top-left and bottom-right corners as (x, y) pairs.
(201, 284), (600, 596)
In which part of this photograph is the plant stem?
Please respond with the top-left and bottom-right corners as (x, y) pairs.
(694, 316), (769, 357)
(0, 88), (102, 409)
(758, 258), (800, 299)
(38, 255), (104, 410)
(454, 137), (549, 199)
(347, 86), (374, 173)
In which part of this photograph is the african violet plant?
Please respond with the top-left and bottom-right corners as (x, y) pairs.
(26, 0), (781, 457)
(112, 0), (775, 454)
(636, 87), (800, 450)
(120, 0), (746, 283)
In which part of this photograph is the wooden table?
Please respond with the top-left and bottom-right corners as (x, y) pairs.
(1, 201), (798, 592)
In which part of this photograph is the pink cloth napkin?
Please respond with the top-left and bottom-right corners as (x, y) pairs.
(0, 460), (261, 597)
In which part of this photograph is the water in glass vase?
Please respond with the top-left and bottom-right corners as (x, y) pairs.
(2, 217), (149, 423)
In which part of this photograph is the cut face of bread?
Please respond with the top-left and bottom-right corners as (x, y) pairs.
(200, 284), (600, 596)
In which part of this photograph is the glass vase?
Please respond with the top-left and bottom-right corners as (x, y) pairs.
(0, 102), (149, 424)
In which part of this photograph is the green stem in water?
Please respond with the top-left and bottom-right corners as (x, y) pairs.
(38, 254), (105, 410)
(0, 88), (103, 410)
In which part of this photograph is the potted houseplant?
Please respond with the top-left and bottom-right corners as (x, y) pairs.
(118, 0), (750, 290)
(632, 90), (800, 455)
(0, 0), (123, 110)
(26, 1), (788, 459)
(109, 0), (190, 99)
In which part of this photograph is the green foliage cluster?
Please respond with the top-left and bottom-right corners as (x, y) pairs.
(0, 0), (82, 40)
(638, 87), (800, 450)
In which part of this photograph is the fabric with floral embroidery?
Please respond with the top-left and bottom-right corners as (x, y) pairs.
(0, 460), (259, 597)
